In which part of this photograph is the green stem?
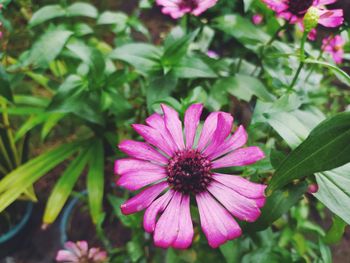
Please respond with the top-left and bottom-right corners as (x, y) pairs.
(288, 31), (308, 91)
(96, 223), (113, 255)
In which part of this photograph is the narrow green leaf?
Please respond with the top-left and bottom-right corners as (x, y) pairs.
(41, 113), (65, 140)
(0, 66), (13, 102)
(323, 216), (347, 245)
(268, 112), (350, 193)
(0, 142), (81, 212)
(87, 140), (105, 225)
(43, 146), (91, 224)
(15, 113), (48, 141)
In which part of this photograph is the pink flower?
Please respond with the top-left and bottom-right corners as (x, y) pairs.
(252, 14), (264, 25)
(322, 35), (345, 64)
(207, 50), (219, 59)
(56, 241), (107, 263)
(307, 183), (319, 194)
(115, 104), (266, 248)
(156, 0), (217, 19)
(262, 0), (343, 39)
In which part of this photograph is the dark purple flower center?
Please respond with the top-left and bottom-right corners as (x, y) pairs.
(288, 0), (314, 16)
(167, 149), (212, 194)
(179, 0), (199, 11)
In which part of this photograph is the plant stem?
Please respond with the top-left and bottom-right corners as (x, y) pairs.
(288, 31), (308, 92)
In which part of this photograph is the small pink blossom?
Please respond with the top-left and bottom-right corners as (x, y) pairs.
(307, 183), (319, 194)
(56, 241), (107, 263)
(252, 14), (264, 25)
(115, 104), (266, 248)
(262, 0), (344, 40)
(322, 35), (345, 64)
(207, 50), (219, 59)
(156, 0), (217, 19)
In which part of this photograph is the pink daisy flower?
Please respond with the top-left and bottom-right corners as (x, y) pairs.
(56, 241), (107, 263)
(115, 104), (266, 248)
(252, 14), (264, 25)
(156, 0), (218, 19)
(322, 35), (345, 64)
(262, 0), (344, 39)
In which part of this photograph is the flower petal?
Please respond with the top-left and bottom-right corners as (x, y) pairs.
(184, 103), (203, 149)
(119, 140), (168, 165)
(318, 9), (344, 28)
(117, 170), (167, 191)
(197, 112), (220, 151)
(146, 113), (177, 152)
(132, 124), (174, 156)
(144, 190), (174, 233)
(64, 241), (81, 257)
(153, 191), (182, 248)
(76, 241), (88, 255)
(212, 146), (265, 169)
(212, 173), (266, 199)
(121, 182), (168, 215)
(209, 125), (248, 160)
(56, 250), (79, 262)
(208, 181), (261, 222)
(114, 159), (164, 175)
(172, 195), (194, 249)
(196, 192), (242, 248)
(161, 104), (185, 150)
(203, 113), (233, 156)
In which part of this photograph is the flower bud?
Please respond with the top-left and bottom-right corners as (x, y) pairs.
(303, 6), (320, 32)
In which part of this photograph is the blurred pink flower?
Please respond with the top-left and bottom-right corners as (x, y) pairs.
(322, 35), (345, 64)
(115, 104), (266, 248)
(262, 0), (344, 40)
(252, 14), (264, 25)
(207, 50), (219, 59)
(307, 183), (319, 194)
(156, 0), (217, 19)
(56, 241), (107, 263)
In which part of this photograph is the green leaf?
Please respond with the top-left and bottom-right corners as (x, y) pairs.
(27, 27), (73, 68)
(108, 195), (142, 228)
(214, 14), (269, 53)
(162, 28), (199, 67)
(0, 142), (81, 212)
(29, 5), (66, 27)
(173, 56), (217, 79)
(87, 140), (105, 225)
(109, 43), (162, 76)
(147, 73), (178, 111)
(268, 112), (350, 193)
(243, 0), (254, 12)
(247, 182), (308, 232)
(97, 11), (128, 33)
(15, 113), (48, 141)
(314, 163), (350, 225)
(66, 2), (98, 18)
(323, 215), (347, 244)
(43, 146), (91, 224)
(41, 113), (65, 140)
(0, 66), (13, 102)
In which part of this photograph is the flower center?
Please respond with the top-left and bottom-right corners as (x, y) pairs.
(179, 0), (199, 11)
(167, 149), (212, 194)
(288, 0), (314, 17)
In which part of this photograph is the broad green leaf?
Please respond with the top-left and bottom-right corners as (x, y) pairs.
(0, 66), (13, 102)
(29, 5), (66, 27)
(66, 2), (98, 18)
(26, 28), (73, 68)
(147, 73), (178, 111)
(268, 112), (350, 193)
(0, 142), (81, 212)
(162, 28), (199, 67)
(97, 11), (128, 33)
(247, 182), (308, 232)
(243, 0), (254, 12)
(214, 14), (269, 52)
(43, 146), (91, 224)
(173, 56), (217, 79)
(109, 43), (162, 75)
(314, 164), (350, 225)
(87, 140), (105, 225)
